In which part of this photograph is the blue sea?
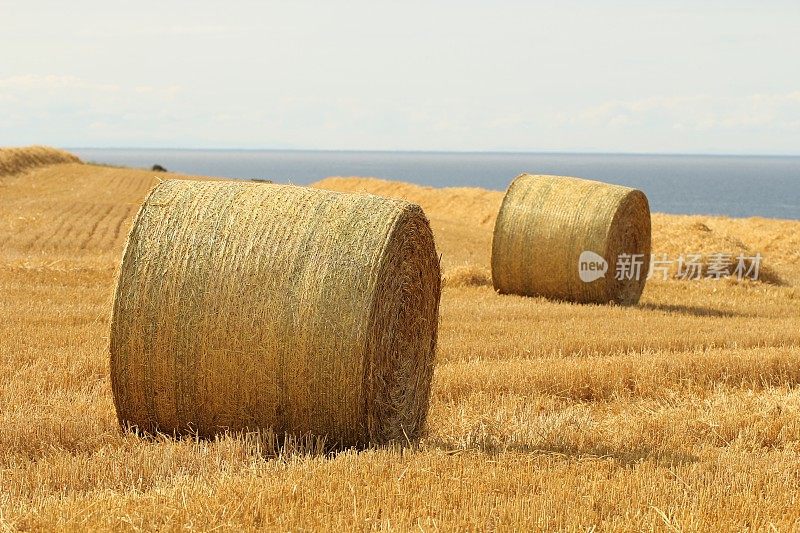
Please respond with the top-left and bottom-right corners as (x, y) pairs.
(70, 149), (800, 219)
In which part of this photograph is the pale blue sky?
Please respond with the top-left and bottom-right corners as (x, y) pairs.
(1, 1), (798, 153)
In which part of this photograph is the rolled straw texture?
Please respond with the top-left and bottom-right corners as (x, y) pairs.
(492, 174), (651, 305)
(110, 179), (441, 447)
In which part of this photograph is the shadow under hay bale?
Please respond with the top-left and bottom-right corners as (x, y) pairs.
(491, 174), (651, 305)
(110, 179), (441, 449)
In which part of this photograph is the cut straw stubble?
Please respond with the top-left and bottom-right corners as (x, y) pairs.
(0, 145), (80, 175)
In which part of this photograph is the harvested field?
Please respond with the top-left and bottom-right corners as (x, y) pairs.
(1, 159), (800, 530)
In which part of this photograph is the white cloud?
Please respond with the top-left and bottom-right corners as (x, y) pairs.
(0, 75), (183, 99)
(75, 25), (240, 39)
(1, 1), (799, 152)
(0, 75), (120, 93)
(578, 92), (800, 133)
(0, 74), (187, 146)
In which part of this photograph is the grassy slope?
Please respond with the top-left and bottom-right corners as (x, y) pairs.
(1, 159), (800, 530)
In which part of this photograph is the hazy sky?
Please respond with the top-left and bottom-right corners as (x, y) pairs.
(1, 1), (798, 153)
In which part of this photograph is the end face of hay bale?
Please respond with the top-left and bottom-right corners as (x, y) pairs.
(491, 174), (651, 305)
(603, 188), (651, 304)
(110, 180), (440, 448)
(0, 146), (80, 176)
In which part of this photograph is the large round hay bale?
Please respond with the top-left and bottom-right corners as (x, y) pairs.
(491, 174), (651, 305)
(110, 179), (441, 448)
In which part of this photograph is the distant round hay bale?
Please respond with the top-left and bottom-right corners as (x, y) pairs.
(110, 179), (441, 448)
(0, 146), (80, 175)
(491, 174), (651, 305)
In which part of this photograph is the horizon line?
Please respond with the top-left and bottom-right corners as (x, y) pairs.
(62, 146), (800, 158)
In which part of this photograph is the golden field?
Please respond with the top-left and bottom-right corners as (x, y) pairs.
(1, 153), (800, 531)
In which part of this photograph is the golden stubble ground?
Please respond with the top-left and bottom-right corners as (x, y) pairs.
(1, 164), (800, 531)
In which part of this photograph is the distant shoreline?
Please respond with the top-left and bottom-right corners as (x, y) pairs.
(69, 148), (800, 220)
(64, 147), (800, 158)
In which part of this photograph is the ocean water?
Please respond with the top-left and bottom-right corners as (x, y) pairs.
(70, 149), (800, 219)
